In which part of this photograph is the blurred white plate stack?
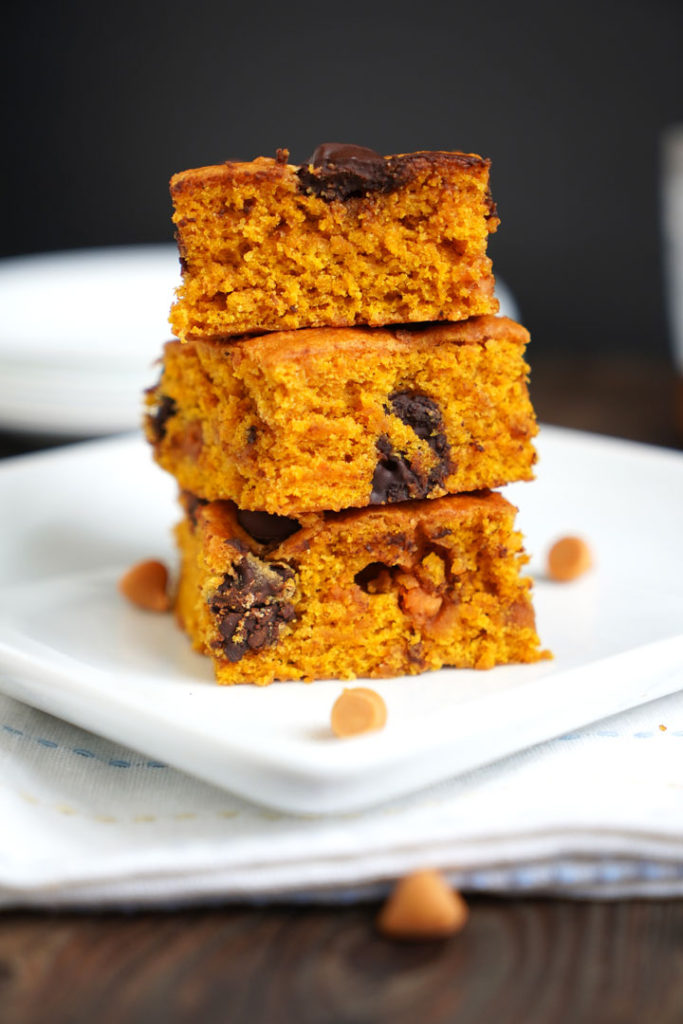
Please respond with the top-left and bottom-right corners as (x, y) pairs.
(0, 246), (180, 435)
(0, 245), (520, 437)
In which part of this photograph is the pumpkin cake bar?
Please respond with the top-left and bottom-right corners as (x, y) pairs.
(174, 490), (546, 686)
(169, 144), (499, 340)
(146, 315), (537, 516)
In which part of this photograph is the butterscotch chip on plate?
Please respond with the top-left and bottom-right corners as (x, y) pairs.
(547, 536), (593, 581)
(119, 560), (171, 612)
(377, 870), (469, 940)
(146, 316), (537, 516)
(174, 491), (547, 685)
(331, 688), (387, 737)
(169, 144), (499, 340)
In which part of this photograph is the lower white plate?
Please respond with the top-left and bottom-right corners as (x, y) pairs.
(0, 427), (682, 814)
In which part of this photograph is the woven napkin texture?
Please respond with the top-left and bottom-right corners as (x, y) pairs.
(2, 686), (683, 909)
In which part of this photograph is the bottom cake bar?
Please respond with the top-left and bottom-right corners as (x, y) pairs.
(175, 491), (547, 685)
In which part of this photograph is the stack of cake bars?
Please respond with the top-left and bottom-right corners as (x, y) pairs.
(145, 144), (547, 684)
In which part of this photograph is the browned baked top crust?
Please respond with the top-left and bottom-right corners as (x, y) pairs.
(168, 144), (500, 338)
(171, 147), (496, 218)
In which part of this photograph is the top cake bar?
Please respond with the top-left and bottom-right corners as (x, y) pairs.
(169, 144), (500, 340)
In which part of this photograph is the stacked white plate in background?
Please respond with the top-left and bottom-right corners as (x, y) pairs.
(0, 245), (520, 437)
(0, 246), (180, 436)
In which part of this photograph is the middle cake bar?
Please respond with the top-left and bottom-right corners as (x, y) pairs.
(146, 314), (537, 516)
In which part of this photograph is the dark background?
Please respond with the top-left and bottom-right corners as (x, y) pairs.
(3, 0), (682, 358)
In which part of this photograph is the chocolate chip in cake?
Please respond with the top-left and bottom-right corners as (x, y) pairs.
(389, 391), (450, 461)
(209, 553), (296, 662)
(376, 391), (452, 498)
(182, 491), (208, 529)
(370, 391), (452, 505)
(148, 393), (177, 443)
(370, 436), (425, 504)
(236, 508), (301, 546)
(309, 143), (383, 167)
(297, 143), (405, 202)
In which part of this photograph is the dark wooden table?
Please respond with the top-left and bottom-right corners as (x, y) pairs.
(1, 356), (682, 1024)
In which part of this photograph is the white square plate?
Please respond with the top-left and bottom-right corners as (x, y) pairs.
(0, 427), (682, 814)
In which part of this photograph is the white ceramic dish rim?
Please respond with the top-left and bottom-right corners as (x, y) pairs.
(0, 426), (681, 814)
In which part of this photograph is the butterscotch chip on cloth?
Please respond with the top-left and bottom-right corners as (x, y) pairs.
(118, 560), (171, 612)
(146, 316), (537, 516)
(169, 144), (499, 340)
(331, 688), (387, 737)
(174, 491), (547, 685)
(377, 870), (469, 941)
(547, 536), (593, 582)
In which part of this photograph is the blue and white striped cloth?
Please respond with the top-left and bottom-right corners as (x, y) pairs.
(2, 686), (683, 908)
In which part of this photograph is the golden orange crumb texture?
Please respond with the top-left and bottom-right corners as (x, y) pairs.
(173, 492), (547, 685)
(146, 317), (537, 515)
(141, 142), (548, 685)
(169, 150), (499, 340)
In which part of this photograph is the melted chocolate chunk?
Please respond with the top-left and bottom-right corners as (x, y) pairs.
(309, 143), (383, 166)
(183, 491), (208, 528)
(297, 143), (405, 202)
(296, 146), (486, 203)
(236, 508), (300, 546)
(389, 392), (442, 445)
(370, 393), (451, 504)
(390, 390), (450, 471)
(148, 394), (177, 443)
(370, 436), (424, 504)
(209, 552), (296, 663)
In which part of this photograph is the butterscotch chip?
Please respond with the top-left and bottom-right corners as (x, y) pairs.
(547, 536), (593, 582)
(118, 560), (171, 612)
(376, 870), (469, 941)
(330, 687), (387, 737)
